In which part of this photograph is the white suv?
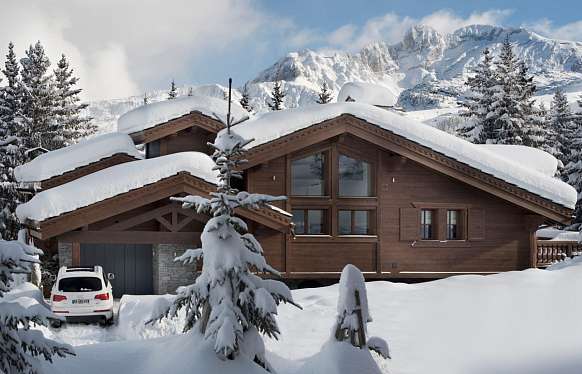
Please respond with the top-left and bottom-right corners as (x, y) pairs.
(50, 266), (114, 327)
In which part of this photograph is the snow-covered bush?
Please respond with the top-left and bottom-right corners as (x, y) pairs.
(159, 119), (298, 371)
(0, 238), (74, 373)
(333, 264), (390, 359)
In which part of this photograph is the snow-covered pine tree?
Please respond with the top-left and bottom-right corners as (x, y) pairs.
(458, 48), (496, 143)
(168, 79), (177, 100)
(20, 41), (58, 151)
(266, 81), (285, 111)
(161, 110), (297, 370)
(53, 54), (95, 147)
(333, 264), (390, 358)
(516, 62), (546, 148)
(490, 35), (525, 145)
(0, 237), (74, 373)
(563, 125), (582, 223)
(549, 88), (574, 163)
(239, 84), (252, 113)
(187, 87), (193, 96)
(316, 82), (332, 104)
(0, 42), (26, 240)
(143, 93), (149, 105)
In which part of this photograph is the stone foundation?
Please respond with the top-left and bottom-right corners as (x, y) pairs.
(153, 244), (197, 294)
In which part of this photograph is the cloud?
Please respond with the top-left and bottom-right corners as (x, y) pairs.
(324, 9), (513, 51)
(0, 0), (269, 100)
(524, 18), (582, 41)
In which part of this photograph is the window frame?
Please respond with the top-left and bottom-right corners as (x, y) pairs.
(420, 209), (436, 240)
(289, 148), (331, 198)
(337, 209), (376, 236)
(291, 208), (330, 236)
(446, 209), (465, 241)
(414, 203), (469, 243)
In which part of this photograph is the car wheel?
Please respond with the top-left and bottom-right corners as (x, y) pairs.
(50, 320), (62, 329)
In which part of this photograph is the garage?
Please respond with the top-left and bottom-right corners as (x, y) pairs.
(80, 243), (153, 298)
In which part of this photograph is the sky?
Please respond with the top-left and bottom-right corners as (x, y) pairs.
(1, 0), (581, 101)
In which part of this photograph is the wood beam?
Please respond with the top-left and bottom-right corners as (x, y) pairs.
(59, 230), (201, 244)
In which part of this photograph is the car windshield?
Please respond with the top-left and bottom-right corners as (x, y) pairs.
(58, 277), (102, 292)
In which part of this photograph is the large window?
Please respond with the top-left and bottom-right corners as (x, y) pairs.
(338, 154), (372, 197)
(292, 209), (329, 235)
(447, 210), (462, 240)
(291, 153), (327, 196)
(420, 209), (435, 240)
(338, 210), (373, 235)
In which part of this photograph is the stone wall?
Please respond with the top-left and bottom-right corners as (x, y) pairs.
(153, 244), (197, 294)
(58, 242), (73, 267)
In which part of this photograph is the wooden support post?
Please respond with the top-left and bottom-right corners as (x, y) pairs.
(354, 290), (366, 348)
(72, 242), (80, 266)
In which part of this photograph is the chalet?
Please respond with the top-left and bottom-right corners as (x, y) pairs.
(15, 95), (578, 297)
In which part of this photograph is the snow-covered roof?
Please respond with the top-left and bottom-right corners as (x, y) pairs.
(231, 102), (577, 209)
(117, 95), (248, 135)
(16, 152), (218, 222)
(478, 144), (559, 177)
(536, 227), (581, 242)
(337, 82), (399, 107)
(14, 133), (142, 183)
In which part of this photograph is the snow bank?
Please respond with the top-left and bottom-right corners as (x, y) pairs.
(43, 332), (269, 374)
(14, 133), (142, 183)
(546, 255), (582, 270)
(16, 152), (218, 222)
(117, 95), (248, 135)
(298, 340), (383, 374)
(269, 266), (582, 374)
(337, 82), (399, 107)
(478, 144), (559, 177)
(117, 295), (185, 340)
(233, 102), (577, 208)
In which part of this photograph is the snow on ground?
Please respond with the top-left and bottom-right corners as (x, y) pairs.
(337, 82), (400, 107)
(117, 94), (248, 135)
(16, 152), (218, 222)
(14, 133), (143, 183)
(33, 261), (582, 374)
(232, 102), (577, 208)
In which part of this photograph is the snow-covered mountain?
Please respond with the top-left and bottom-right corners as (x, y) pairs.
(85, 24), (582, 133)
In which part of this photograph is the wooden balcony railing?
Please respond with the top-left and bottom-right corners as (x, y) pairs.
(536, 240), (582, 267)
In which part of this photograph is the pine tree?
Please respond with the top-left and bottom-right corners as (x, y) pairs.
(0, 42), (26, 240)
(168, 79), (177, 100)
(20, 41), (58, 151)
(0, 237), (74, 373)
(53, 54), (95, 146)
(316, 82), (332, 104)
(158, 116), (297, 370)
(516, 62), (545, 148)
(549, 88), (574, 162)
(459, 48), (496, 142)
(143, 93), (148, 105)
(267, 81), (285, 111)
(239, 84), (252, 112)
(490, 36), (525, 145)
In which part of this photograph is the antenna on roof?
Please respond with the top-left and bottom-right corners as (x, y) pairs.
(227, 77), (232, 134)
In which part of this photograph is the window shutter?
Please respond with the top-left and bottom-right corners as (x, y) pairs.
(400, 208), (419, 241)
(468, 208), (485, 241)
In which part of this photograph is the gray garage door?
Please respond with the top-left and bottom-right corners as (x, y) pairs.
(80, 244), (153, 298)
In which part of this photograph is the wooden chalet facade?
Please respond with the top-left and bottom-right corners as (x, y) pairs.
(17, 98), (575, 296)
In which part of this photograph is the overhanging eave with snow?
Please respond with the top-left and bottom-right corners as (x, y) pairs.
(232, 103), (576, 224)
(17, 153), (291, 240)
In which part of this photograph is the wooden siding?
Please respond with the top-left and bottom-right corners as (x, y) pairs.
(158, 127), (215, 156)
(246, 134), (542, 278)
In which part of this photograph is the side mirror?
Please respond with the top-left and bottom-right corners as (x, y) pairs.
(50, 274), (57, 281)
(107, 273), (115, 280)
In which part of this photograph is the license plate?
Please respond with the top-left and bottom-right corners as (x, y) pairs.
(72, 299), (90, 304)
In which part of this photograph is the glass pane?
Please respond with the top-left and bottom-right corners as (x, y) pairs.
(447, 210), (459, 240)
(353, 211), (369, 235)
(292, 209), (305, 234)
(58, 277), (102, 292)
(308, 210), (324, 234)
(339, 154), (371, 197)
(291, 153), (326, 196)
(338, 210), (351, 235)
(421, 210), (433, 239)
